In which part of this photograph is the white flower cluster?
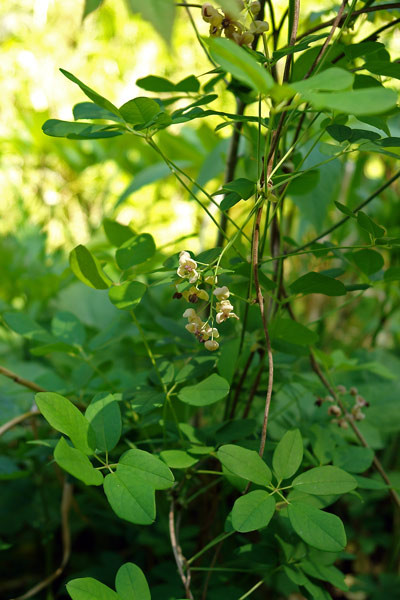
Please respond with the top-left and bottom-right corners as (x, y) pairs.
(183, 308), (220, 351)
(201, 1), (268, 47)
(175, 251), (239, 351)
(213, 286), (239, 324)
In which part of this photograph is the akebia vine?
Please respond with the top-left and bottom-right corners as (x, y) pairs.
(2, 1), (400, 599)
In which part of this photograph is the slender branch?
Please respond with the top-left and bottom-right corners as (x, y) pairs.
(296, 169), (400, 252)
(298, 3), (400, 40)
(169, 499), (194, 599)
(252, 203), (274, 458)
(0, 365), (46, 393)
(304, 0), (348, 78)
(11, 479), (73, 600)
(283, 0), (301, 83)
(0, 410), (38, 438)
(310, 353), (400, 510)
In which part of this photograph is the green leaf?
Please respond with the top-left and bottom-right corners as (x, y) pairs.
(119, 97), (161, 126)
(125, 0), (175, 44)
(137, 74), (199, 93)
(3, 312), (53, 343)
(220, 192), (241, 211)
(287, 502), (347, 551)
(178, 374), (230, 407)
(384, 266), (400, 281)
(286, 170), (320, 195)
(292, 466), (357, 495)
(42, 119), (123, 139)
(70, 245), (112, 290)
(60, 69), (121, 116)
(290, 272), (347, 296)
(73, 102), (123, 122)
(217, 444), (272, 486)
(136, 75), (176, 92)
(332, 446), (374, 474)
(221, 178), (255, 200)
(108, 281), (147, 310)
(208, 37), (273, 94)
(335, 200), (354, 217)
(36, 392), (96, 455)
(352, 249), (384, 275)
(272, 429), (303, 480)
(54, 437), (103, 486)
(115, 563), (151, 600)
(160, 450), (198, 469)
(85, 393), (122, 452)
(232, 490), (275, 533)
(103, 470), (155, 525)
(270, 318), (318, 346)
(116, 234), (156, 269)
(103, 219), (136, 247)
(302, 87), (398, 116)
(364, 60), (400, 80)
(291, 68), (354, 93)
(82, 0), (104, 19)
(119, 449), (175, 488)
(67, 578), (119, 600)
(300, 560), (348, 592)
(51, 312), (85, 346)
(357, 211), (386, 238)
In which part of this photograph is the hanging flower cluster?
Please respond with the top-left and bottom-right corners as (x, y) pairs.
(201, 1), (269, 46)
(175, 251), (239, 351)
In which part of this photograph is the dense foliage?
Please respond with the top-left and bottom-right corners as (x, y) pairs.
(1, 1), (400, 599)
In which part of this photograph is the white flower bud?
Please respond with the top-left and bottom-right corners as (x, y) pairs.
(205, 339), (219, 351)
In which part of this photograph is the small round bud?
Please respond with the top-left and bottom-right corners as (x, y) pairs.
(336, 385), (347, 395)
(249, 19), (269, 34)
(249, 1), (261, 15)
(339, 419), (349, 429)
(350, 386), (358, 396)
(355, 395), (367, 407)
(328, 405), (342, 417)
(240, 31), (255, 46)
(205, 339), (219, 351)
(325, 395), (335, 403)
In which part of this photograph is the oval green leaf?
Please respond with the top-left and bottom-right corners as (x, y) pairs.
(290, 272), (346, 296)
(66, 577), (119, 600)
(103, 470), (155, 525)
(108, 281), (147, 310)
(272, 429), (303, 480)
(232, 490), (275, 533)
(36, 392), (96, 455)
(119, 448), (175, 488)
(115, 563), (151, 600)
(85, 393), (122, 452)
(292, 466), (357, 495)
(178, 373), (230, 407)
(116, 234), (156, 269)
(208, 37), (273, 94)
(54, 437), (103, 486)
(288, 502), (347, 551)
(70, 244), (112, 290)
(217, 444), (271, 486)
